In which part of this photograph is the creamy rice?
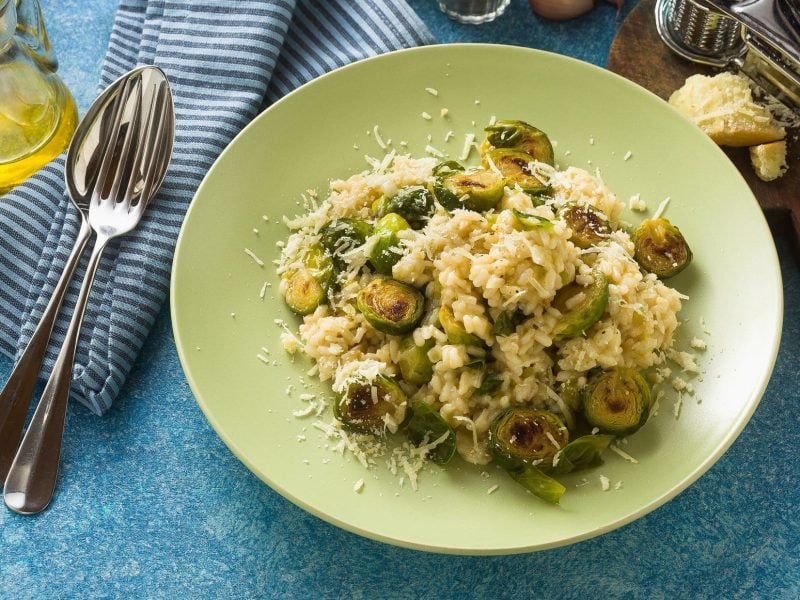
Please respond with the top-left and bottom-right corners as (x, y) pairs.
(279, 154), (683, 465)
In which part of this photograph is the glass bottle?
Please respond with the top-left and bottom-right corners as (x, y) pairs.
(0, 0), (77, 194)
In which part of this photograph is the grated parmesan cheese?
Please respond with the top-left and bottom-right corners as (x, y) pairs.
(244, 248), (265, 267)
(628, 193), (646, 212)
(690, 337), (707, 351)
(421, 111), (432, 120)
(599, 475), (610, 491)
(425, 87), (438, 96)
(353, 479), (365, 493)
(459, 133), (476, 161)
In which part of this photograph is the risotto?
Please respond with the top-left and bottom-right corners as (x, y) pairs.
(276, 120), (690, 503)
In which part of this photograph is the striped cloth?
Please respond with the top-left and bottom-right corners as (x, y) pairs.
(0, 0), (433, 415)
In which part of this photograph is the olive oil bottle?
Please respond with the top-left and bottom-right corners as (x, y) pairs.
(0, 0), (77, 195)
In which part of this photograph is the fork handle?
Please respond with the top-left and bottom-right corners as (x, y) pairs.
(0, 219), (92, 481)
(4, 234), (108, 515)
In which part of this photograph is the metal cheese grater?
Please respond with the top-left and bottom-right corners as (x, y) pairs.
(655, 0), (800, 111)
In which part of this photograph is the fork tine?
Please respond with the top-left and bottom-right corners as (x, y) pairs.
(108, 77), (143, 207)
(137, 82), (171, 210)
(92, 76), (136, 202)
(123, 77), (163, 206)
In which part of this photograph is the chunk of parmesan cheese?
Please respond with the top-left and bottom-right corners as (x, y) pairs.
(749, 141), (788, 182)
(669, 72), (785, 146)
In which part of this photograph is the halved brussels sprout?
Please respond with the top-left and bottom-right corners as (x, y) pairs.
(552, 270), (609, 342)
(281, 243), (333, 315)
(397, 336), (434, 385)
(632, 217), (692, 278)
(357, 278), (425, 335)
(489, 408), (569, 469)
(560, 204), (611, 248)
(489, 408), (569, 504)
(512, 209), (554, 231)
(551, 434), (615, 475)
(484, 148), (549, 195)
(282, 268), (325, 315)
(319, 218), (372, 264)
(369, 213), (411, 275)
(333, 375), (407, 433)
(438, 305), (481, 345)
(406, 399), (456, 465)
(483, 119), (555, 166)
(582, 367), (651, 436)
(433, 168), (505, 212)
(375, 186), (434, 229)
(432, 160), (465, 177)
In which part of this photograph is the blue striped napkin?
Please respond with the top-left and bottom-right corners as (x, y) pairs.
(0, 0), (433, 415)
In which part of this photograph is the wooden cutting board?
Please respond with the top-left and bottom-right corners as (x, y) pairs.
(608, 0), (800, 258)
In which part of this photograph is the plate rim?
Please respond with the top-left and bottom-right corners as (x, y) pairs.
(170, 42), (784, 554)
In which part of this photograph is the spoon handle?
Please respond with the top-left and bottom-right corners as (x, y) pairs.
(4, 235), (108, 515)
(0, 218), (92, 481)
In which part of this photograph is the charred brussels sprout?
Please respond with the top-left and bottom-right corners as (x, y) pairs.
(282, 268), (325, 316)
(333, 375), (407, 433)
(489, 408), (569, 468)
(369, 213), (411, 275)
(484, 148), (549, 195)
(432, 160), (465, 177)
(488, 408), (569, 504)
(357, 278), (425, 335)
(319, 218), (372, 265)
(397, 336), (434, 385)
(632, 217), (693, 278)
(560, 204), (611, 248)
(281, 244), (333, 315)
(582, 367), (651, 436)
(376, 186), (434, 229)
(433, 168), (505, 212)
(483, 119), (555, 166)
(552, 270), (609, 342)
(438, 305), (481, 345)
(406, 399), (456, 465)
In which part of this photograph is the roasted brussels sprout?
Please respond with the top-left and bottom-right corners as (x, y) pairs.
(433, 168), (505, 212)
(552, 270), (609, 342)
(484, 148), (549, 195)
(432, 160), (465, 177)
(632, 217), (692, 278)
(369, 213), (411, 275)
(512, 209), (553, 231)
(582, 367), (652, 436)
(551, 434), (615, 475)
(333, 375), (407, 433)
(489, 408), (570, 504)
(319, 218), (372, 265)
(483, 119), (555, 166)
(438, 305), (481, 345)
(281, 244), (333, 315)
(282, 268), (325, 315)
(357, 278), (425, 335)
(560, 204), (611, 248)
(397, 336), (434, 385)
(406, 399), (456, 465)
(489, 408), (568, 468)
(375, 186), (434, 229)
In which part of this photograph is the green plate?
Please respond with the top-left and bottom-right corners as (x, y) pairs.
(171, 44), (782, 554)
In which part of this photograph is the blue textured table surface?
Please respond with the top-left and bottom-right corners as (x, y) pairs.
(2, 1), (798, 597)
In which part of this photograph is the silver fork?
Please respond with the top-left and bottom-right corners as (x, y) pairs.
(3, 66), (175, 514)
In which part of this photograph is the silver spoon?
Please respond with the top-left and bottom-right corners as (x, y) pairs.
(0, 65), (153, 478)
(3, 66), (175, 514)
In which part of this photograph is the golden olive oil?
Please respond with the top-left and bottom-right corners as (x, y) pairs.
(0, 57), (77, 194)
